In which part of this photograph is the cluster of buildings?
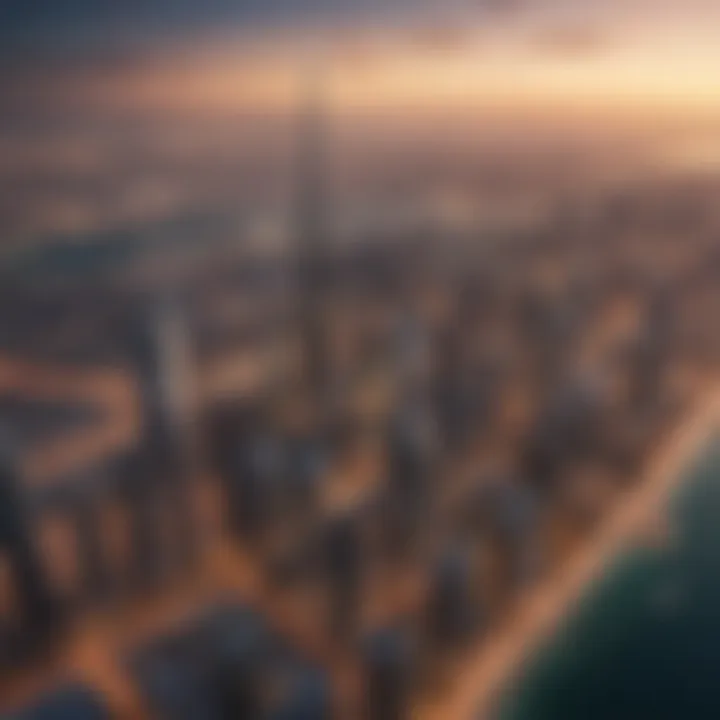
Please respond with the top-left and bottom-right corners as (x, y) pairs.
(1, 154), (720, 719)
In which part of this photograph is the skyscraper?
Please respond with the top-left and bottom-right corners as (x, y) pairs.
(0, 438), (58, 651)
(135, 298), (199, 463)
(294, 65), (329, 405)
(127, 298), (201, 584)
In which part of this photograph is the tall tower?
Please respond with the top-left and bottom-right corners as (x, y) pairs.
(127, 297), (201, 583)
(295, 64), (329, 406)
(137, 298), (199, 466)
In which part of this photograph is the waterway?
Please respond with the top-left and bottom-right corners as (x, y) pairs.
(498, 436), (720, 719)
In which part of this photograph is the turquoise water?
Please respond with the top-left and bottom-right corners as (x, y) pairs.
(498, 436), (720, 720)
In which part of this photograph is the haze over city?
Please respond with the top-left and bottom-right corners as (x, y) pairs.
(1, 2), (720, 720)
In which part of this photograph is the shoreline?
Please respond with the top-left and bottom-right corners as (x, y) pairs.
(422, 389), (720, 720)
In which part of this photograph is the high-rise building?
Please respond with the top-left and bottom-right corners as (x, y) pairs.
(425, 545), (480, 650)
(363, 626), (413, 720)
(126, 298), (201, 583)
(323, 510), (362, 639)
(294, 68), (329, 404)
(134, 298), (199, 465)
(0, 439), (58, 653)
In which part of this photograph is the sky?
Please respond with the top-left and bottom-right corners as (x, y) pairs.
(1, 0), (718, 53)
(2, 0), (720, 120)
(2, 0), (720, 251)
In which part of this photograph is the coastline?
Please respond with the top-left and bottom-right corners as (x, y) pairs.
(421, 388), (720, 720)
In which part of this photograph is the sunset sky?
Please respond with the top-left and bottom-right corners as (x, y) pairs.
(2, 0), (720, 120)
(2, 1), (720, 251)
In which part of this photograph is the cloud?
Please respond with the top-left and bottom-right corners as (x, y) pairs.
(407, 26), (479, 54)
(526, 25), (613, 57)
(478, 0), (528, 18)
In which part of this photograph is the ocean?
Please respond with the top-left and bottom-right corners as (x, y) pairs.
(497, 436), (720, 720)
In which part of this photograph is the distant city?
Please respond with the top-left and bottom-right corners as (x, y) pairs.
(2, 2), (720, 719)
